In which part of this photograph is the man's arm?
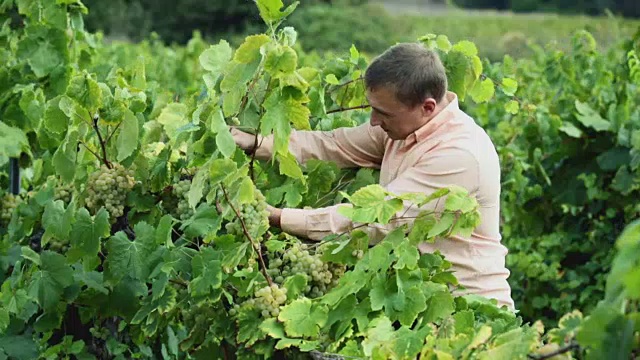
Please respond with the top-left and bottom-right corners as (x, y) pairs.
(232, 122), (387, 169)
(272, 147), (482, 242)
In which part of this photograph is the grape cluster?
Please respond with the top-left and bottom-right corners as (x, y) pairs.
(241, 284), (288, 318)
(85, 163), (136, 220)
(0, 193), (20, 225)
(268, 242), (345, 298)
(225, 190), (269, 241)
(172, 179), (194, 221)
(53, 180), (73, 203)
(48, 238), (70, 253)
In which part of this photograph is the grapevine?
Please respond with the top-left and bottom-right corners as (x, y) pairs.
(84, 163), (136, 220)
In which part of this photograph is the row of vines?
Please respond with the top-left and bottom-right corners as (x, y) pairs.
(0, 0), (639, 359)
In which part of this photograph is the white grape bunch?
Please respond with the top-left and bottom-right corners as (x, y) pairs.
(268, 242), (346, 298)
(0, 193), (20, 225)
(85, 163), (136, 220)
(47, 176), (73, 203)
(225, 190), (269, 241)
(241, 284), (288, 318)
(172, 179), (194, 221)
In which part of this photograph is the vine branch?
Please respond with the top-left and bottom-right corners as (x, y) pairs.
(220, 184), (273, 286)
(105, 119), (124, 145)
(528, 342), (580, 360)
(78, 141), (102, 162)
(326, 104), (371, 115)
(91, 114), (111, 169)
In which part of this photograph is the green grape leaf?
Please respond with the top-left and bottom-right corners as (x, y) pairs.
(452, 40), (478, 56)
(188, 166), (209, 210)
(265, 44), (297, 79)
(190, 248), (223, 297)
(256, 0), (298, 24)
(19, 86), (45, 127)
(209, 108), (236, 158)
(444, 186), (477, 213)
(222, 84), (246, 118)
(157, 103), (189, 143)
(505, 100), (519, 115)
(41, 200), (74, 246)
(277, 151), (304, 181)
(72, 266), (108, 295)
(105, 224), (158, 282)
(66, 71), (102, 111)
(325, 74), (340, 85)
(209, 158), (238, 184)
(199, 40), (232, 76)
(469, 78), (495, 103)
(575, 100), (611, 131)
(52, 130), (78, 182)
(278, 298), (328, 338)
(16, 26), (67, 78)
(362, 316), (396, 358)
(0, 122), (30, 167)
(423, 291), (455, 322)
(181, 204), (222, 239)
(444, 51), (471, 101)
(500, 78), (518, 96)
(116, 109), (139, 161)
(436, 35), (453, 52)
(394, 241), (420, 270)
(234, 34), (270, 64)
(68, 207), (110, 262)
(0, 308), (9, 333)
(0, 335), (38, 360)
(338, 185), (403, 224)
(283, 274), (307, 300)
(559, 121), (583, 138)
(28, 251), (74, 311)
(43, 96), (68, 134)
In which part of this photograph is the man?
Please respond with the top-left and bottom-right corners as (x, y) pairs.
(232, 43), (515, 310)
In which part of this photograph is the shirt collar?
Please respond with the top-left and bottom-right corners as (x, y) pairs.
(408, 91), (460, 144)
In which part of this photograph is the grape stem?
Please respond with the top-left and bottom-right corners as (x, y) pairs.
(77, 141), (102, 163)
(220, 184), (273, 286)
(91, 113), (112, 169)
(104, 119), (124, 145)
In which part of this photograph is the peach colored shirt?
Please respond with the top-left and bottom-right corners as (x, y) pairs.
(254, 91), (514, 310)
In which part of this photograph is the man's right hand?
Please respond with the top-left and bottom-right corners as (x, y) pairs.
(230, 127), (257, 153)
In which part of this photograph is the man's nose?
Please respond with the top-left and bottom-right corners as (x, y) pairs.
(370, 114), (381, 127)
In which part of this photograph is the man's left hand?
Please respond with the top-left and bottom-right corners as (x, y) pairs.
(266, 204), (282, 228)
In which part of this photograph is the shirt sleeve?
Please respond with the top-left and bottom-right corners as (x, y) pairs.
(253, 122), (387, 169)
(279, 147), (480, 242)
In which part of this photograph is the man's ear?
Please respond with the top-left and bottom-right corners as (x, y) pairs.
(421, 98), (437, 115)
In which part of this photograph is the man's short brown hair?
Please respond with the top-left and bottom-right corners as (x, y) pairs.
(364, 43), (448, 107)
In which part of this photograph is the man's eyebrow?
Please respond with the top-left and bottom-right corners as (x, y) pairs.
(371, 106), (391, 116)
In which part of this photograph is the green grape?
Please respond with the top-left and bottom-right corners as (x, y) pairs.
(85, 163), (136, 221)
(172, 179), (194, 221)
(225, 190), (269, 241)
(267, 240), (345, 298)
(245, 284), (288, 318)
(0, 193), (20, 225)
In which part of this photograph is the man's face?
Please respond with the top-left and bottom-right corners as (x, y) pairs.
(366, 86), (433, 140)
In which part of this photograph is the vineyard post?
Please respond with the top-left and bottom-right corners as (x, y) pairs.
(9, 158), (20, 195)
